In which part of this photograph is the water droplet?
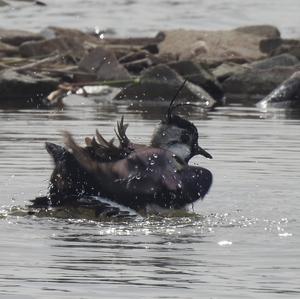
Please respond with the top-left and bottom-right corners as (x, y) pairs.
(218, 240), (232, 246)
(278, 232), (292, 237)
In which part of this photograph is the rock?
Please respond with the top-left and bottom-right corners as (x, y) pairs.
(0, 63), (6, 70)
(168, 60), (224, 102)
(19, 37), (86, 59)
(0, 41), (18, 56)
(35, 1), (47, 6)
(119, 50), (152, 64)
(249, 54), (299, 70)
(123, 58), (154, 74)
(114, 64), (216, 108)
(259, 38), (282, 54)
(234, 25), (280, 38)
(12, 0), (44, 2)
(257, 71), (300, 109)
(221, 54), (300, 102)
(119, 50), (161, 74)
(142, 43), (159, 54)
(40, 26), (100, 45)
(0, 0), (8, 6)
(103, 36), (164, 47)
(158, 26), (276, 66)
(12, 0), (46, 4)
(0, 69), (59, 105)
(212, 62), (248, 82)
(0, 28), (43, 46)
(271, 39), (300, 60)
(223, 65), (300, 102)
(78, 47), (131, 81)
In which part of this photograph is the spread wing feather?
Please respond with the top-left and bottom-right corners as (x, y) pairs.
(84, 117), (136, 162)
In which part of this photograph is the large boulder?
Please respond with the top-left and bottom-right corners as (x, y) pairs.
(119, 50), (161, 74)
(212, 62), (248, 82)
(19, 37), (86, 59)
(249, 53), (299, 70)
(114, 64), (216, 108)
(158, 25), (280, 66)
(259, 38), (282, 54)
(168, 60), (224, 102)
(222, 65), (300, 102)
(257, 71), (300, 109)
(0, 41), (18, 56)
(41, 26), (98, 42)
(234, 25), (280, 38)
(0, 1), (8, 7)
(270, 39), (300, 60)
(0, 69), (59, 105)
(40, 26), (102, 50)
(79, 47), (131, 81)
(0, 28), (43, 46)
(222, 54), (300, 102)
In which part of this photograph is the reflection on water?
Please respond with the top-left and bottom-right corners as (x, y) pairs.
(0, 99), (300, 298)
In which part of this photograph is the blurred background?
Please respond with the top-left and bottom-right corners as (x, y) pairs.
(0, 0), (299, 38)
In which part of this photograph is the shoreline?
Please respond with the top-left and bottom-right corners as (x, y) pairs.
(0, 24), (299, 109)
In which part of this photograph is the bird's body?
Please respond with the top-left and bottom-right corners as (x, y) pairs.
(30, 83), (213, 214)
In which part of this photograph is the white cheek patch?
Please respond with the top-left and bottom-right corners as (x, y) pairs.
(168, 144), (191, 161)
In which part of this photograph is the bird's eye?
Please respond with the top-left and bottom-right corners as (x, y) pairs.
(181, 132), (190, 143)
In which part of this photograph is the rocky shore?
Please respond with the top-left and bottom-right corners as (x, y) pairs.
(0, 24), (299, 109)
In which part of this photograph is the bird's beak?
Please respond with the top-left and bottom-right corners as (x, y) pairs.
(193, 144), (212, 159)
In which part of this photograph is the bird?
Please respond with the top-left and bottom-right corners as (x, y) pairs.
(30, 82), (213, 215)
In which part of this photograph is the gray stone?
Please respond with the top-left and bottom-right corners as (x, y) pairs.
(271, 39), (300, 60)
(0, 0), (8, 7)
(19, 37), (86, 58)
(0, 69), (59, 105)
(114, 64), (216, 108)
(222, 65), (300, 102)
(257, 71), (300, 109)
(119, 50), (161, 73)
(158, 26), (272, 66)
(212, 62), (248, 82)
(234, 25), (280, 38)
(40, 26), (100, 46)
(0, 28), (43, 46)
(123, 58), (154, 74)
(0, 41), (18, 56)
(168, 60), (224, 102)
(119, 50), (149, 64)
(250, 54), (299, 70)
(102, 36), (164, 47)
(79, 47), (131, 81)
(259, 38), (282, 54)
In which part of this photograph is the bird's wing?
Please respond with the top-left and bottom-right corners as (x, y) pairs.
(85, 117), (137, 162)
(64, 132), (183, 194)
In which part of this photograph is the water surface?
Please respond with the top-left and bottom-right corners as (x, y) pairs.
(1, 0), (300, 297)
(0, 99), (299, 298)
(0, 0), (299, 38)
